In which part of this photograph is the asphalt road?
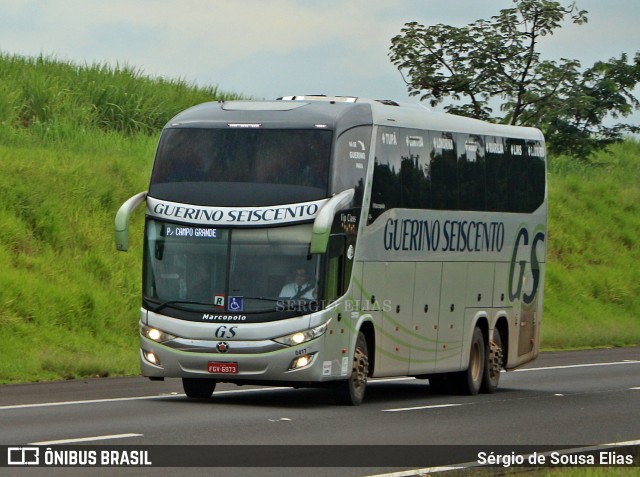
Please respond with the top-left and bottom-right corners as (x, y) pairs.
(1, 347), (639, 476)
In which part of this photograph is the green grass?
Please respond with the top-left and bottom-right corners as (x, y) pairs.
(0, 52), (638, 383)
(0, 53), (244, 383)
(0, 134), (154, 381)
(543, 141), (640, 349)
(0, 52), (245, 137)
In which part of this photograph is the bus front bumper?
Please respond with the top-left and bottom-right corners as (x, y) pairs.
(139, 334), (341, 384)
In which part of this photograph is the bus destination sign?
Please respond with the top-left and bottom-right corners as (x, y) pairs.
(162, 225), (219, 239)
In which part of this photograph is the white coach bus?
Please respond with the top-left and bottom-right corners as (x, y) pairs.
(115, 95), (547, 405)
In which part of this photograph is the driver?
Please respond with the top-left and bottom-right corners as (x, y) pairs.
(279, 267), (315, 300)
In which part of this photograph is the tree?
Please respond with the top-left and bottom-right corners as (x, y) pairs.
(389, 0), (640, 158)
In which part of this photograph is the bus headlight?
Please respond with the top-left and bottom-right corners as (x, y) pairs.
(141, 324), (177, 343)
(273, 320), (331, 347)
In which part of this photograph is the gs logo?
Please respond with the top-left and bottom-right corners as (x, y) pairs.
(508, 226), (545, 305)
(215, 325), (238, 339)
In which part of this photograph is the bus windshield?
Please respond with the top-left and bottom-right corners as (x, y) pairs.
(143, 220), (321, 313)
(149, 128), (332, 205)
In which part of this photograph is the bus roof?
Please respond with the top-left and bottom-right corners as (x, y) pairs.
(166, 96), (544, 142)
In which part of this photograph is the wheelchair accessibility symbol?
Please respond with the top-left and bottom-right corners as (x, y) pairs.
(228, 296), (244, 311)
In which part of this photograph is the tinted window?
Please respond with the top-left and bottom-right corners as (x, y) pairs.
(458, 134), (486, 211)
(430, 131), (457, 210)
(332, 126), (372, 206)
(485, 136), (509, 212)
(367, 127), (546, 223)
(369, 127), (402, 223)
(151, 128), (332, 191)
(402, 129), (431, 209)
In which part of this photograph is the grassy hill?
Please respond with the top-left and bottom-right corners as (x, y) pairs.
(0, 54), (638, 384)
(544, 144), (640, 348)
(0, 54), (243, 383)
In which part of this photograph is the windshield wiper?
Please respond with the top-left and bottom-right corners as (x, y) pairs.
(241, 296), (279, 302)
(148, 297), (314, 314)
(149, 300), (213, 313)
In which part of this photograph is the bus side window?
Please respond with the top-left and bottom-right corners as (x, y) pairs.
(430, 131), (458, 210)
(324, 234), (346, 303)
(369, 127), (402, 224)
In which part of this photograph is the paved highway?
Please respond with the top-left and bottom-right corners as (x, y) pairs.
(1, 347), (639, 476)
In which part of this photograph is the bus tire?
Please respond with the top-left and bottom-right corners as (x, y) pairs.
(454, 326), (485, 395)
(182, 378), (216, 398)
(481, 329), (503, 394)
(332, 331), (369, 406)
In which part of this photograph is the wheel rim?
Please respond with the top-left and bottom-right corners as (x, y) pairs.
(488, 339), (503, 380)
(352, 346), (369, 391)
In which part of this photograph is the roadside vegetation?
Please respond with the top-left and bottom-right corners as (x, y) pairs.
(544, 142), (640, 348)
(0, 53), (242, 383)
(0, 53), (638, 384)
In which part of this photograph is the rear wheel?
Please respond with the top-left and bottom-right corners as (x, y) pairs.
(452, 327), (485, 395)
(182, 378), (216, 398)
(333, 331), (369, 406)
(481, 329), (504, 393)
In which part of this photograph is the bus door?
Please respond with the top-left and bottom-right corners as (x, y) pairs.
(361, 261), (413, 377)
(435, 262), (468, 372)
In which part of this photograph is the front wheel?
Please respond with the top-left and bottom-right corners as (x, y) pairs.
(332, 331), (369, 406)
(182, 378), (216, 398)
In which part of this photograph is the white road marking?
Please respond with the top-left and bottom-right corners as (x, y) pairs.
(0, 360), (636, 411)
(513, 360), (640, 372)
(0, 394), (178, 411)
(371, 377), (415, 382)
(382, 403), (464, 412)
(29, 433), (143, 445)
(0, 378), (414, 411)
(0, 387), (291, 411)
(365, 465), (468, 476)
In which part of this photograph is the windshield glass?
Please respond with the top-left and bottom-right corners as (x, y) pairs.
(144, 220), (321, 313)
(151, 128), (330, 188)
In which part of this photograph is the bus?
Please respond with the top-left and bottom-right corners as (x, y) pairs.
(115, 95), (547, 405)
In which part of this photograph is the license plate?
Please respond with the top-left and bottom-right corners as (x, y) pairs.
(208, 362), (238, 374)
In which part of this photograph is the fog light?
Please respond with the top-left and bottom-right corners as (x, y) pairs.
(289, 353), (315, 370)
(144, 351), (160, 366)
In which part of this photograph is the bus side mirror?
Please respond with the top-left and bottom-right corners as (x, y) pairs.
(310, 188), (354, 254)
(115, 191), (147, 252)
